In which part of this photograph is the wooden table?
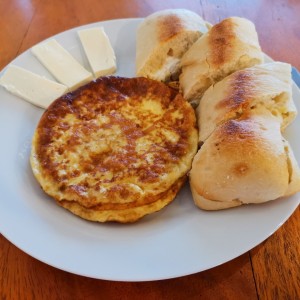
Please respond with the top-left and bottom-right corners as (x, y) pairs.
(0, 1), (299, 299)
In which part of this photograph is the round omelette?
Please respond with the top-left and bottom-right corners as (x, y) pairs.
(30, 76), (198, 222)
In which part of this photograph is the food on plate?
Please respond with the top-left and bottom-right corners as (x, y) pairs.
(190, 110), (300, 210)
(58, 176), (187, 223)
(180, 17), (264, 106)
(1, 11), (295, 219)
(78, 27), (117, 77)
(0, 65), (68, 108)
(30, 76), (198, 222)
(136, 9), (210, 82)
(190, 63), (300, 210)
(31, 39), (93, 91)
(197, 62), (296, 143)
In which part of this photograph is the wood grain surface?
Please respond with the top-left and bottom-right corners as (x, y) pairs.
(0, 1), (299, 299)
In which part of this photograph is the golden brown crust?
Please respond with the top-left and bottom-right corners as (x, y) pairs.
(189, 62), (300, 210)
(190, 111), (290, 205)
(136, 9), (209, 82)
(215, 71), (255, 110)
(58, 176), (187, 223)
(158, 14), (184, 42)
(179, 17), (264, 105)
(208, 18), (236, 66)
(217, 114), (257, 142)
(31, 76), (198, 222)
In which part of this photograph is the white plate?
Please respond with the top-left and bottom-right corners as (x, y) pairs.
(0, 18), (299, 282)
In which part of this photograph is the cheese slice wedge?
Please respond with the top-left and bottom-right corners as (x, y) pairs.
(31, 39), (93, 90)
(0, 65), (68, 108)
(78, 27), (116, 78)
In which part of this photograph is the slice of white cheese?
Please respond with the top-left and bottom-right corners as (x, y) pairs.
(31, 39), (93, 91)
(78, 27), (116, 78)
(0, 65), (68, 109)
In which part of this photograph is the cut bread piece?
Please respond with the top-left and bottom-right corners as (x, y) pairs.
(136, 9), (210, 82)
(190, 110), (300, 210)
(180, 17), (263, 106)
(197, 62), (296, 143)
(58, 176), (187, 223)
(31, 76), (198, 222)
(191, 139), (300, 211)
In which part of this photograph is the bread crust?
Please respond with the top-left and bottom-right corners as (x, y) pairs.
(180, 17), (263, 106)
(197, 62), (296, 143)
(58, 176), (187, 223)
(190, 61), (300, 210)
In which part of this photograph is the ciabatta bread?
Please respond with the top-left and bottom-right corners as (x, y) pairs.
(136, 9), (210, 82)
(180, 17), (264, 106)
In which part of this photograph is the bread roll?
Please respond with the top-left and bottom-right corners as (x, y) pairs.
(190, 110), (300, 210)
(136, 9), (210, 82)
(197, 62), (296, 143)
(180, 17), (264, 106)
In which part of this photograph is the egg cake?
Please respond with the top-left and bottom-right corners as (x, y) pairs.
(30, 76), (198, 222)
